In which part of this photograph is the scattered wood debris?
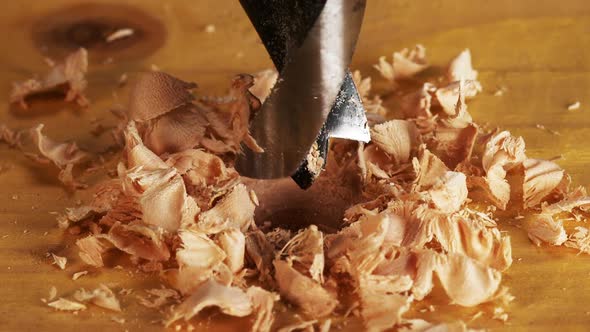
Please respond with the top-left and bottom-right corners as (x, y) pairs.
(23, 44), (589, 331)
(74, 285), (121, 312)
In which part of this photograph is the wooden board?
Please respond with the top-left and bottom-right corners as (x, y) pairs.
(1, 0), (590, 331)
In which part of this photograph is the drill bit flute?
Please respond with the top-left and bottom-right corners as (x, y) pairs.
(237, 0), (370, 189)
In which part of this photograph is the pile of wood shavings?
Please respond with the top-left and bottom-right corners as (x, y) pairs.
(6, 45), (590, 331)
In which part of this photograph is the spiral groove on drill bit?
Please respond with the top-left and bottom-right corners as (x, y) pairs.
(237, 0), (370, 189)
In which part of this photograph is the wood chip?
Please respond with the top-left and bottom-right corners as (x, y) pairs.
(72, 271), (89, 280)
(51, 253), (67, 270)
(567, 101), (581, 111)
(48, 298), (87, 311)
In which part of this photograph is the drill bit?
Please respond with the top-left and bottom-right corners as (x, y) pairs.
(237, 0), (370, 189)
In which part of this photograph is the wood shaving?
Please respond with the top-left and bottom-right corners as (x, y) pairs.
(526, 214), (567, 246)
(250, 69), (278, 103)
(28, 124), (90, 189)
(567, 101), (581, 111)
(72, 271), (88, 280)
(274, 259), (337, 319)
(49, 286), (58, 302)
(374, 44), (428, 82)
(247, 286), (279, 332)
(11, 48), (88, 109)
(565, 227), (590, 254)
(74, 284), (121, 312)
(51, 253), (67, 270)
(522, 159), (564, 209)
(166, 279), (252, 326)
(76, 236), (110, 267)
(129, 73), (262, 155)
(48, 298), (87, 311)
(448, 49), (478, 82)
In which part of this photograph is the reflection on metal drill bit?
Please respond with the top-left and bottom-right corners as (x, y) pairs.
(237, 0), (369, 188)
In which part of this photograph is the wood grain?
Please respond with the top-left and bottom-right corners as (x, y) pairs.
(1, 0), (590, 331)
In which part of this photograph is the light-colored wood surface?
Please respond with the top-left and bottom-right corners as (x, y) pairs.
(1, 0), (590, 331)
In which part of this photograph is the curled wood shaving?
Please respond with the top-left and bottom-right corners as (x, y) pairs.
(28, 124), (90, 189)
(435, 80), (482, 116)
(371, 120), (420, 165)
(565, 226), (590, 254)
(11, 48), (88, 109)
(278, 225), (325, 283)
(435, 253), (502, 307)
(217, 227), (246, 273)
(128, 72), (196, 122)
(526, 214), (567, 246)
(247, 286), (280, 332)
(30, 124), (89, 168)
(168, 230), (226, 295)
(167, 279), (252, 325)
(522, 159), (564, 209)
(274, 259), (337, 319)
(374, 44), (429, 82)
(72, 271), (88, 281)
(74, 284), (121, 311)
(132, 73), (262, 155)
(250, 69), (278, 103)
(359, 275), (413, 331)
(76, 235), (110, 267)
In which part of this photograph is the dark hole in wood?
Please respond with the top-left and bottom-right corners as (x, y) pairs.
(32, 3), (166, 62)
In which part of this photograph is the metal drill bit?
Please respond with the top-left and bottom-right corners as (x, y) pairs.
(237, 0), (370, 189)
